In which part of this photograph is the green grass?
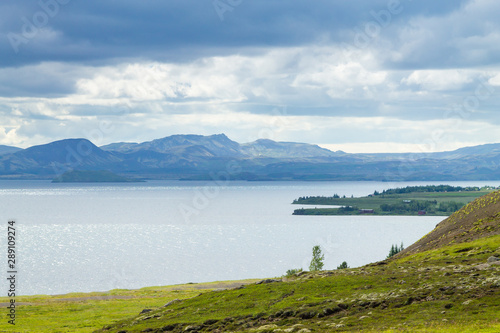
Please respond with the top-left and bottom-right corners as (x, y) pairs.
(0, 280), (260, 332)
(91, 235), (500, 332)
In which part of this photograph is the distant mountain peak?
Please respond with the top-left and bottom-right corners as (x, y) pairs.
(101, 133), (242, 158)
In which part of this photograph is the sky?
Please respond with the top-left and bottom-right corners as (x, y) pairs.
(0, 0), (500, 153)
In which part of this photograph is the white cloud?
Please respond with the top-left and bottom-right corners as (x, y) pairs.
(58, 46), (395, 112)
(1, 37), (500, 150)
(293, 60), (388, 98)
(402, 70), (475, 91)
(489, 73), (500, 86)
(75, 61), (247, 103)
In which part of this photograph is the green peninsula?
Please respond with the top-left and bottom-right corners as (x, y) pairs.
(52, 170), (143, 183)
(292, 185), (498, 216)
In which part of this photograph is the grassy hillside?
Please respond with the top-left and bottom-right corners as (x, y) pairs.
(5, 191), (500, 332)
(95, 237), (500, 333)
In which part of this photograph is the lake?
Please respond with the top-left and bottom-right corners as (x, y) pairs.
(1, 180), (498, 296)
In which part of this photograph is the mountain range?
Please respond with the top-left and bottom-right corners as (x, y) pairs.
(1, 134), (500, 181)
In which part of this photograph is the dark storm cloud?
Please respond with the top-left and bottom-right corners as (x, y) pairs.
(0, 62), (87, 97)
(0, 0), (469, 67)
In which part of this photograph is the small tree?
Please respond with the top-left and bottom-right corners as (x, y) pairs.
(309, 245), (325, 271)
(337, 261), (349, 269)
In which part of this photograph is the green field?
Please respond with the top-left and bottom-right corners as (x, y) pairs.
(292, 186), (496, 216)
(0, 280), (260, 332)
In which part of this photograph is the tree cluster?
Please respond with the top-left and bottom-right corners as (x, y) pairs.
(387, 242), (404, 258)
(375, 185), (480, 196)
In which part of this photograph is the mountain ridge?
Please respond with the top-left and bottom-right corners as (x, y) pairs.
(1, 134), (500, 180)
(101, 134), (243, 158)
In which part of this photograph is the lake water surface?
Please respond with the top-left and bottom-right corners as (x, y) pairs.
(1, 180), (498, 295)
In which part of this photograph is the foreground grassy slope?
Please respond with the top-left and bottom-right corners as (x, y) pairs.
(96, 192), (500, 333)
(95, 237), (500, 332)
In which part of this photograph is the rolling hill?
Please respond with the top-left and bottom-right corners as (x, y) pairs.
(0, 144), (21, 155)
(0, 139), (121, 176)
(240, 139), (341, 158)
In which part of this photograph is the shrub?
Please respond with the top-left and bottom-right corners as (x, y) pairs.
(284, 268), (303, 277)
(337, 261), (349, 269)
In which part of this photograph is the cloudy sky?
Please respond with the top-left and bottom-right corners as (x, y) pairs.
(1, 0), (499, 153)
